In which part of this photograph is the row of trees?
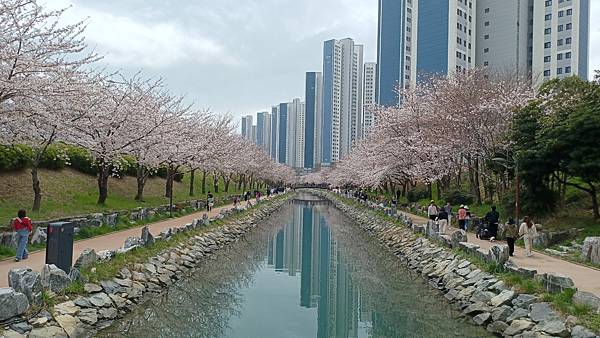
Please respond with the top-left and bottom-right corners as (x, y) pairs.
(0, 0), (294, 211)
(306, 68), (600, 219)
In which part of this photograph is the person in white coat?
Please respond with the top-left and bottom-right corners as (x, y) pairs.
(519, 216), (538, 257)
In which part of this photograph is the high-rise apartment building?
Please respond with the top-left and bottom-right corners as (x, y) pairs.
(277, 102), (288, 164)
(362, 62), (377, 138)
(241, 115), (253, 140)
(256, 111), (267, 148)
(376, 0), (418, 107)
(304, 72), (323, 169)
(287, 98), (305, 169)
(270, 106), (278, 160)
(321, 38), (364, 166)
(532, 0), (589, 87)
(417, 0), (476, 78)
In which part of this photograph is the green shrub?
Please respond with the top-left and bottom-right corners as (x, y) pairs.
(407, 186), (429, 202)
(39, 144), (67, 170)
(0, 144), (32, 171)
(444, 189), (475, 206)
(64, 146), (97, 175)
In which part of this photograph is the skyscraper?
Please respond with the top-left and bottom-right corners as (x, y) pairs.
(376, 0), (418, 107)
(270, 106), (278, 160)
(362, 62), (377, 138)
(277, 102), (288, 164)
(322, 38), (364, 166)
(531, 0), (589, 87)
(241, 114), (253, 140)
(417, 0), (476, 78)
(256, 111), (267, 148)
(287, 98), (305, 169)
(304, 72), (323, 169)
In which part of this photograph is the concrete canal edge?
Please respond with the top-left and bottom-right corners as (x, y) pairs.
(0, 194), (294, 338)
(311, 189), (599, 338)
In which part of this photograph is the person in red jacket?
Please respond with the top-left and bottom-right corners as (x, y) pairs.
(12, 209), (33, 261)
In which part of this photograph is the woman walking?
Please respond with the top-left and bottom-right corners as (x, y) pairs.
(519, 216), (538, 257)
(504, 218), (518, 257)
(206, 192), (214, 212)
(12, 209), (33, 262)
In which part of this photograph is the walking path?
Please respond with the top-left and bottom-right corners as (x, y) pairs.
(406, 212), (600, 297)
(0, 198), (263, 287)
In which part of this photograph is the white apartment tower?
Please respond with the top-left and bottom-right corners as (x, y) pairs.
(321, 38), (364, 165)
(362, 62), (377, 139)
(286, 98), (305, 169)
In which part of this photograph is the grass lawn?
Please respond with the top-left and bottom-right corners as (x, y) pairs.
(0, 168), (246, 225)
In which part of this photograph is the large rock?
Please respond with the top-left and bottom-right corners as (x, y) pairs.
(529, 302), (559, 323)
(582, 237), (600, 265)
(513, 294), (539, 309)
(570, 325), (599, 338)
(0, 288), (29, 321)
(451, 230), (468, 248)
(123, 236), (143, 249)
(488, 245), (510, 264)
(573, 290), (600, 313)
(30, 227), (47, 245)
(535, 273), (575, 293)
(489, 290), (515, 307)
(487, 321), (509, 335)
(534, 320), (568, 337)
(73, 248), (99, 270)
(8, 267), (43, 305)
(41, 264), (71, 293)
(141, 226), (155, 246)
(504, 319), (535, 336)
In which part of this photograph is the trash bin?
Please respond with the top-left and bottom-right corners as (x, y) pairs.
(45, 222), (74, 273)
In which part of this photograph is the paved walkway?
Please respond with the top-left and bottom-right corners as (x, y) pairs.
(0, 198), (264, 287)
(406, 212), (600, 297)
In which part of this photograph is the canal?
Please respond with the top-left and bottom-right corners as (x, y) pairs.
(100, 194), (492, 338)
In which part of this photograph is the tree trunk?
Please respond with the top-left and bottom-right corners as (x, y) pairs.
(189, 169), (195, 196)
(589, 184), (599, 220)
(237, 174), (244, 191)
(97, 162), (110, 205)
(213, 173), (219, 193)
(165, 166), (174, 198)
(135, 165), (149, 201)
(201, 170), (207, 195)
(224, 175), (231, 192)
(31, 165), (42, 211)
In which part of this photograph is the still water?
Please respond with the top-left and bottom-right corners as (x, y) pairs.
(101, 195), (492, 338)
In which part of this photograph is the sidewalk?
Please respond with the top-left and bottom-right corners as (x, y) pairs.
(406, 211), (600, 297)
(0, 198), (262, 287)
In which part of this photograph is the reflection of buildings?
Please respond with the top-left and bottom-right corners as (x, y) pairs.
(267, 204), (366, 338)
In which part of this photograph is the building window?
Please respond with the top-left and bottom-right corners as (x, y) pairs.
(558, 10), (564, 17)
(544, 56), (551, 62)
(484, 8), (490, 13)
(565, 52), (571, 59)
(485, 34), (490, 39)
(545, 0), (552, 6)
(565, 37), (572, 44)
(484, 48), (489, 53)
(484, 21), (490, 26)
(557, 39), (563, 46)
(544, 28), (551, 34)
(566, 23), (572, 30)
(558, 25), (564, 32)
(557, 67), (563, 74)
(483, 61), (489, 66)
(565, 66), (571, 73)
(544, 42), (551, 48)
(544, 70), (551, 76)
(566, 9), (572, 15)
(545, 14), (552, 20)
(557, 53), (563, 60)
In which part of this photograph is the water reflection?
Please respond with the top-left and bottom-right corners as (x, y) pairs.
(100, 197), (491, 338)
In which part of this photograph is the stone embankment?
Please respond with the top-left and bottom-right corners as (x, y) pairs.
(314, 190), (598, 338)
(0, 195), (291, 338)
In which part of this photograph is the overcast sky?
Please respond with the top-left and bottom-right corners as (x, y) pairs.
(45, 0), (600, 122)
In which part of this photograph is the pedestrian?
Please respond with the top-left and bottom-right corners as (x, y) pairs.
(519, 216), (538, 257)
(266, 188), (271, 198)
(256, 190), (261, 202)
(12, 209), (33, 262)
(444, 202), (452, 228)
(504, 218), (518, 257)
(427, 200), (439, 221)
(457, 205), (467, 230)
(484, 206), (500, 241)
(206, 192), (214, 212)
(437, 207), (448, 235)
(464, 206), (471, 231)
(244, 191), (249, 202)
(233, 195), (240, 208)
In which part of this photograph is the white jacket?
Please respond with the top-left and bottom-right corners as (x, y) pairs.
(519, 223), (538, 238)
